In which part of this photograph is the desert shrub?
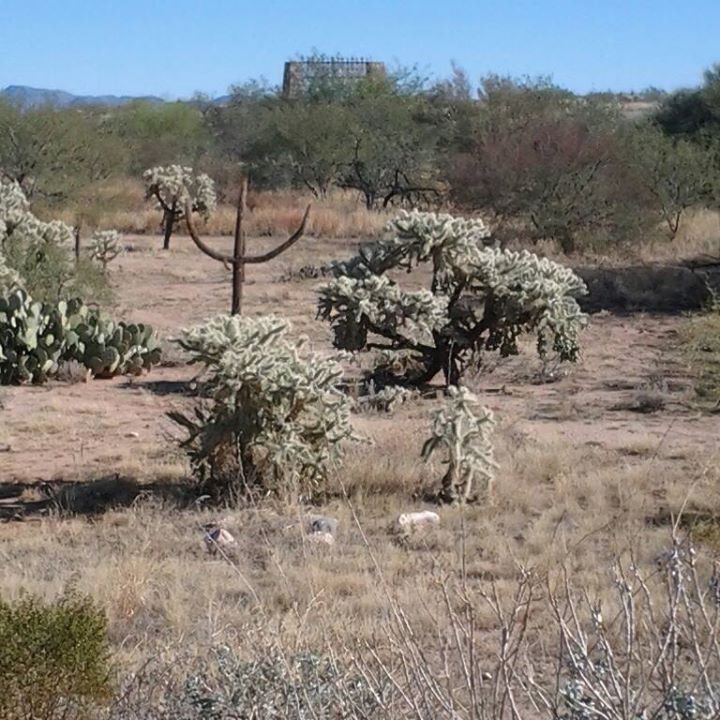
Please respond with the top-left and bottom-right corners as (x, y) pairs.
(0, 179), (109, 303)
(170, 314), (354, 502)
(343, 537), (720, 719)
(110, 646), (381, 719)
(630, 126), (718, 239)
(0, 591), (112, 720)
(142, 164), (216, 249)
(448, 77), (656, 252)
(421, 386), (497, 503)
(318, 210), (587, 387)
(0, 289), (161, 384)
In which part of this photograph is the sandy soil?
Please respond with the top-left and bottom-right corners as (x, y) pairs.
(0, 234), (717, 511)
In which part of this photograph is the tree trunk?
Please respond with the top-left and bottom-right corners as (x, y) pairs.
(230, 179), (248, 315)
(73, 224), (81, 260)
(162, 199), (177, 250)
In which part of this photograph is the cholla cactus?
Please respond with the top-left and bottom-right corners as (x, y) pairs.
(0, 179), (80, 301)
(421, 386), (497, 503)
(87, 230), (121, 270)
(169, 314), (354, 502)
(0, 253), (22, 295)
(143, 165), (217, 249)
(318, 209), (588, 386)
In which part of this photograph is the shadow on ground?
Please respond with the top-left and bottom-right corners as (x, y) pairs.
(0, 474), (197, 522)
(577, 260), (720, 314)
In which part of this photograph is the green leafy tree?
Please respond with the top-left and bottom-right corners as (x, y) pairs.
(0, 102), (123, 205)
(318, 210), (587, 387)
(269, 101), (350, 197)
(109, 101), (211, 172)
(143, 165), (216, 249)
(170, 315), (354, 502)
(631, 126), (717, 238)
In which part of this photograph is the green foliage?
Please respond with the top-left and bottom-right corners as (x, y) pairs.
(318, 210), (588, 387)
(170, 314), (354, 502)
(0, 102), (124, 204)
(630, 126), (717, 238)
(0, 288), (161, 384)
(421, 386), (497, 503)
(108, 101), (211, 172)
(449, 75), (657, 252)
(0, 591), (112, 720)
(0, 179), (110, 303)
(112, 645), (381, 719)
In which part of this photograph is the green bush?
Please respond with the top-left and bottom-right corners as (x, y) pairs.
(0, 591), (112, 720)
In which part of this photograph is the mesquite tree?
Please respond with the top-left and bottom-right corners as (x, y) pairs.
(421, 386), (497, 503)
(185, 177), (310, 315)
(143, 165), (217, 249)
(318, 210), (588, 387)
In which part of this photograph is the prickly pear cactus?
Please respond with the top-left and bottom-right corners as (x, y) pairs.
(318, 210), (588, 387)
(170, 314), (354, 501)
(0, 290), (73, 384)
(421, 386), (497, 504)
(0, 289), (162, 384)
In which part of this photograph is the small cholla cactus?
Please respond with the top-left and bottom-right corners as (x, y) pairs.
(143, 165), (217, 249)
(421, 386), (497, 504)
(88, 230), (122, 270)
(318, 209), (588, 387)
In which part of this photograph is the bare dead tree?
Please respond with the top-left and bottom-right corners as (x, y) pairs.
(184, 177), (311, 315)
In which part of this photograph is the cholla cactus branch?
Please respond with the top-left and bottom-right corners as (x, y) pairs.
(143, 165), (217, 250)
(421, 386), (497, 503)
(318, 209), (588, 387)
(184, 177), (310, 314)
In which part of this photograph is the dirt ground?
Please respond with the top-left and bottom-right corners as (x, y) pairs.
(0, 233), (717, 515)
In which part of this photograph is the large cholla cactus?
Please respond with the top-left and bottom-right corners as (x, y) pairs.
(169, 315), (354, 502)
(143, 165), (217, 250)
(421, 387), (497, 503)
(318, 210), (588, 386)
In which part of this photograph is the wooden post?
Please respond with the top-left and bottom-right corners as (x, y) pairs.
(230, 178), (248, 315)
(184, 176), (311, 316)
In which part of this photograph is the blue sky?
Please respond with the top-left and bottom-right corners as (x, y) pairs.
(0, 0), (718, 98)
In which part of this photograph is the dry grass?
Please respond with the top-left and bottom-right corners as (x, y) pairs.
(55, 179), (390, 239)
(1, 416), (718, 677)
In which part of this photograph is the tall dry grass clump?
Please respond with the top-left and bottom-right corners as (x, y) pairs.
(57, 179), (390, 239)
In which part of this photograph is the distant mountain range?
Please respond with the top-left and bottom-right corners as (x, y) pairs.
(0, 85), (168, 109)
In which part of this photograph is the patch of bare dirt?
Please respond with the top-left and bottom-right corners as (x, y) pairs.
(1, 235), (717, 518)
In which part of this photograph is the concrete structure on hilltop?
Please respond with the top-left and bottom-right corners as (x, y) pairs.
(282, 56), (386, 99)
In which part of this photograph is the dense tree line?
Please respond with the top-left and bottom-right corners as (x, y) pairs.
(2, 59), (720, 252)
